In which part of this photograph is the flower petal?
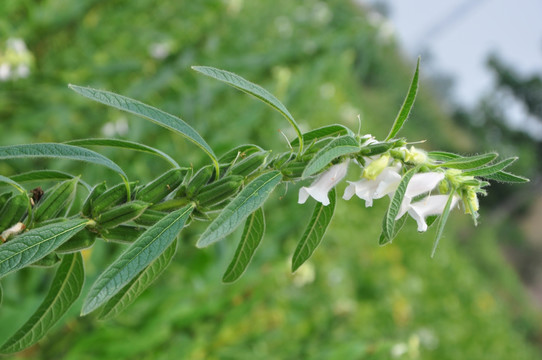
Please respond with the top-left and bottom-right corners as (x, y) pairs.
(298, 161), (348, 206)
(408, 195), (459, 232)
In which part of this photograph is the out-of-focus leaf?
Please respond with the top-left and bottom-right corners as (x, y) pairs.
(0, 253), (84, 354)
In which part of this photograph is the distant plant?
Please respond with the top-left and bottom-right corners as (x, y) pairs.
(0, 60), (528, 354)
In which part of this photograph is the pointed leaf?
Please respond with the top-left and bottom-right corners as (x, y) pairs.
(197, 171), (282, 248)
(439, 152), (498, 169)
(223, 207), (265, 283)
(428, 151), (460, 161)
(81, 204), (194, 315)
(0, 253), (84, 354)
(463, 157), (517, 177)
(379, 212), (408, 246)
(292, 188), (336, 272)
(192, 66), (303, 151)
(383, 167), (418, 240)
(302, 135), (359, 178)
(68, 85), (218, 173)
(0, 175), (25, 194)
(66, 138), (180, 168)
(290, 124), (354, 147)
(98, 238), (178, 320)
(0, 143), (127, 182)
(482, 170), (529, 183)
(0, 219), (89, 278)
(11, 170), (91, 192)
(431, 191), (456, 257)
(385, 58), (420, 141)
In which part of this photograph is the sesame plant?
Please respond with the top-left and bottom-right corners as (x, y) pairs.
(0, 61), (528, 354)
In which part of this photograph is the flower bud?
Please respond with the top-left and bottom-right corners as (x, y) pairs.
(362, 155), (390, 180)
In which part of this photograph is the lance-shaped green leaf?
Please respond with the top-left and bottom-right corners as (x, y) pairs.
(379, 213), (408, 246)
(192, 66), (303, 151)
(68, 85), (218, 173)
(385, 57), (420, 141)
(291, 188), (336, 272)
(0, 219), (89, 278)
(431, 191), (456, 258)
(222, 207), (265, 283)
(10, 170), (91, 192)
(428, 151), (460, 161)
(197, 171), (282, 248)
(482, 171), (529, 183)
(383, 167), (418, 240)
(0, 144), (128, 194)
(81, 204), (194, 316)
(0, 282), (3, 307)
(66, 138), (180, 168)
(439, 152), (498, 170)
(0, 175), (25, 194)
(98, 238), (178, 320)
(302, 135), (359, 178)
(290, 124), (354, 147)
(0, 252), (84, 354)
(462, 157), (517, 177)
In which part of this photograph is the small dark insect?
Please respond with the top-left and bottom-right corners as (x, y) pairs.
(31, 187), (44, 205)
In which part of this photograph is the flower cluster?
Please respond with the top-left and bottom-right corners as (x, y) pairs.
(0, 38), (34, 82)
(298, 146), (462, 233)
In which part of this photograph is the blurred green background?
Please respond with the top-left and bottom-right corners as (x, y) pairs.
(1, 0), (541, 359)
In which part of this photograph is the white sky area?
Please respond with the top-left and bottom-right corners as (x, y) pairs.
(371, 0), (542, 105)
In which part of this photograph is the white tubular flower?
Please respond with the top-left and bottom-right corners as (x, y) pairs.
(396, 172), (445, 219)
(298, 161), (349, 206)
(343, 163), (401, 207)
(408, 195), (459, 232)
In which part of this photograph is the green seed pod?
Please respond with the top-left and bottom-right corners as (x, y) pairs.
(136, 169), (185, 203)
(281, 161), (310, 179)
(195, 176), (244, 207)
(101, 225), (146, 244)
(33, 178), (78, 223)
(150, 198), (191, 212)
(191, 208), (211, 221)
(30, 253), (61, 268)
(82, 181), (107, 217)
(134, 209), (168, 226)
(56, 229), (96, 254)
(218, 144), (264, 163)
(97, 201), (149, 229)
(229, 152), (268, 177)
(0, 192), (11, 210)
(186, 165), (214, 198)
(0, 193), (29, 232)
(301, 138), (334, 161)
(91, 181), (137, 217)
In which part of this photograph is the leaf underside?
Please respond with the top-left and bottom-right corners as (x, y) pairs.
(223, 207), (266, 283)
(81, 204), (194, 315)
(0, 252), (85, 354)
(292, 188), (336, 272)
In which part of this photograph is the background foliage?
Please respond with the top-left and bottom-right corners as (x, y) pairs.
(0, 0), (540, 358)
